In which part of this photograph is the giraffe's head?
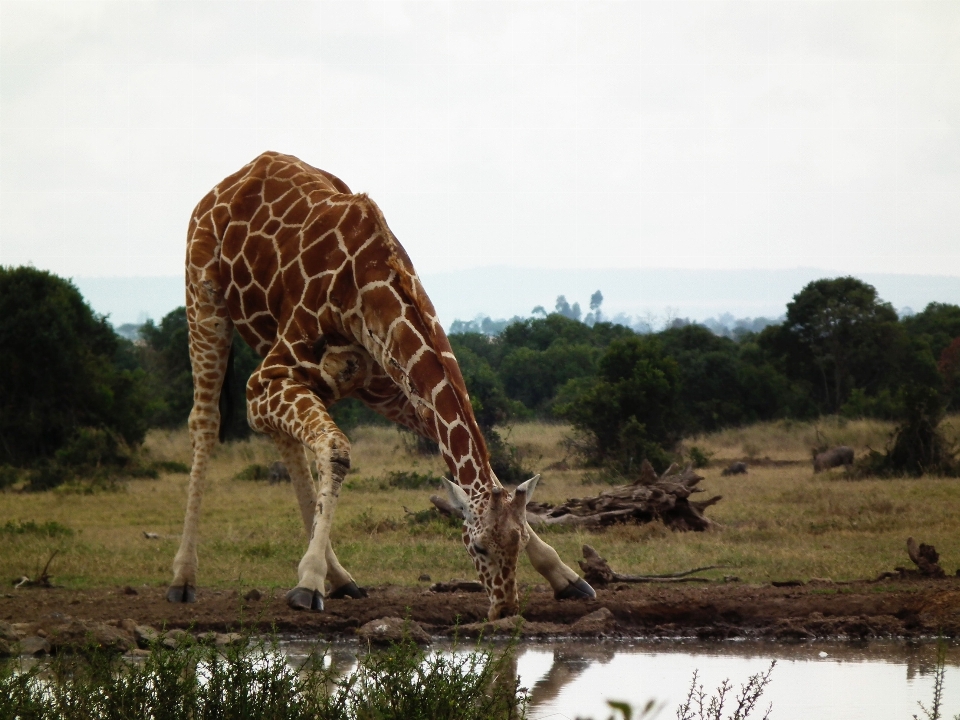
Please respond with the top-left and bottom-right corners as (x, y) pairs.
(443, 475), (540, 620)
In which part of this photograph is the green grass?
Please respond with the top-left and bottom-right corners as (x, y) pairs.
(1, 419), (960, 591)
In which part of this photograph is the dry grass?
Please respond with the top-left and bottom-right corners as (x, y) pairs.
(2, 418), (960, 593)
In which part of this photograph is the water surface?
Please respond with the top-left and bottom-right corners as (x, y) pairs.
(516, 640), (960, 720)
(282, 638), (960, 719)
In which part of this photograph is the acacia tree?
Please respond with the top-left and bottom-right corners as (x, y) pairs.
(772, 277), (902, 413)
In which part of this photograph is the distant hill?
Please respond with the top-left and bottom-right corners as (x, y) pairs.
(73, 268), (960, 331)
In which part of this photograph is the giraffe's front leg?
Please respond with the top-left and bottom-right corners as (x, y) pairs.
(271, 432), (364, 601)
(525, 529), (596, 600)
(286, 436), (350, 611)
(247, 362), (350, 612)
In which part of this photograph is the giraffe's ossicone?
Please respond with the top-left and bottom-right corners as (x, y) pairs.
(169, 152), (595, 620)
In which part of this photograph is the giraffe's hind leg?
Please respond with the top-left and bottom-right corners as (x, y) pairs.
(271, 433), (364, 599)
(167, 278), (234, 603)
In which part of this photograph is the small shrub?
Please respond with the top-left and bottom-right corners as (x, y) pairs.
(852, 385), (960, 477)
(0, 520), (73, 537)
(485, 427), (535, 484)
(0, 630), (527, 719)
(581, 469), (628, 486)
(384, 470), (444, 489)
(25, 461), (70, 492)
(405, 507), (462, 537)
(233, 464), (270, 482)
(0, 465), (20, 489)
(242, 542), (279, 559)
(127, 466), (160, 479)
(687, 445), (713, 469)
(674, 662), (775, 720)
(20, 427), (177, 491)
(350, 510), (401, 535)
(399, 428), (440, 456)
(152, 460), (190, 474)
(54, 427), (133, 470)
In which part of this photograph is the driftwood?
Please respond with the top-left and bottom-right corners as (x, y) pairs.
(13, 550), (59, 589)
(874, 537), (949, 581)
(905, 537), (946, 577)
(578, 545), (729, 586)
(429, 579), (485, 593)
(526, 460), (720, 530)
(429, 460), (720, 531)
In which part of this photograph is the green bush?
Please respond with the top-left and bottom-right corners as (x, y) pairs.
(0, 267), (151, 469)
(687, 446), (713, 469)
(139, 307), (263, 441)
(0, 465), (20, 490)
(384, 470), (444, 489)
(558, 336), (682, 474)
(0, 520), (73, 537)
(233, 464), (271, 482)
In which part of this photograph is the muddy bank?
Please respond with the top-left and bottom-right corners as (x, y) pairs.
(3, 577), (960, 652)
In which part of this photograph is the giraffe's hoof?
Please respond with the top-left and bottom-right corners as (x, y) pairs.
(555, 577), (596, 601)
(329, 581), (367, 600)
(166, 584), (196, 603)
(286, 586), (324, 611)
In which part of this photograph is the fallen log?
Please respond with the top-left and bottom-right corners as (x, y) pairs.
(526, 460), (721, 531)
(874, 537), (949, 581)
(578, 545), (730, 586)
(905, 537), (946, 577)
(429, 579), (484, 593)
(429, 460), (721, 531)
(12, 550), (59, 589)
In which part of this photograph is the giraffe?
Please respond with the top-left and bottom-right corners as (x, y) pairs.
(167, 151), (595, 620)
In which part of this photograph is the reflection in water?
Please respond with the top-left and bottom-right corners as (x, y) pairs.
(278, 638), (959, 720)
(516, 640), (960, 720)
(527, 646), (615, 709)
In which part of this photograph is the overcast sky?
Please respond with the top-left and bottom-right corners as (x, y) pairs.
(2, 1), (959, 282)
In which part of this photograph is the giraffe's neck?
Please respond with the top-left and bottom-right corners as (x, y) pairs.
(392, 334), (493, 497)
(307, 191), (496, 501)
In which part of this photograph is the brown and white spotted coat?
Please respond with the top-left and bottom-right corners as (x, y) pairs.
(168, 151), (594, 619)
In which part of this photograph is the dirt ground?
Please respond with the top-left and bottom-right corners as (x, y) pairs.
(4, 576), (960, 644)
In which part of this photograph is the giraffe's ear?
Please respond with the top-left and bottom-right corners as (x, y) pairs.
(442, 478), (473, 523)
(513, 474), (540, 506)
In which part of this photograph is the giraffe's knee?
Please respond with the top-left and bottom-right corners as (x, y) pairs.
(328, 434), (351, 484)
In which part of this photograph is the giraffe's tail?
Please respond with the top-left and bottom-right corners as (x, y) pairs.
(218, 341), (236, 443)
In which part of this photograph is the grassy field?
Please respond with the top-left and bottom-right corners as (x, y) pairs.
(2, 418), (959, 593)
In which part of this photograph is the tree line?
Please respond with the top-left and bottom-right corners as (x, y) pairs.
(1, 266), (958, 489)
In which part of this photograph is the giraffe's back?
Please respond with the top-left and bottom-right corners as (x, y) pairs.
(185, 151), (471, 445)
(187, 151), (394, 357)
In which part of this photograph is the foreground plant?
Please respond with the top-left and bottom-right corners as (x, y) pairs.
(0, 634), (526, 720)
(914, 638), (960, 720)
(587, 662), (776, 720)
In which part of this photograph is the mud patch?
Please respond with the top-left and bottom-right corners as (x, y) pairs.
(1, 577), (959, 645)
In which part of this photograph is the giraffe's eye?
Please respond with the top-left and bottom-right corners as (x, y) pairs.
(472, 543), (488, 556)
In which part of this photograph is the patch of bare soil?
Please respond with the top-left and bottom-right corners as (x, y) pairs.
(3, 577), (960, 647)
